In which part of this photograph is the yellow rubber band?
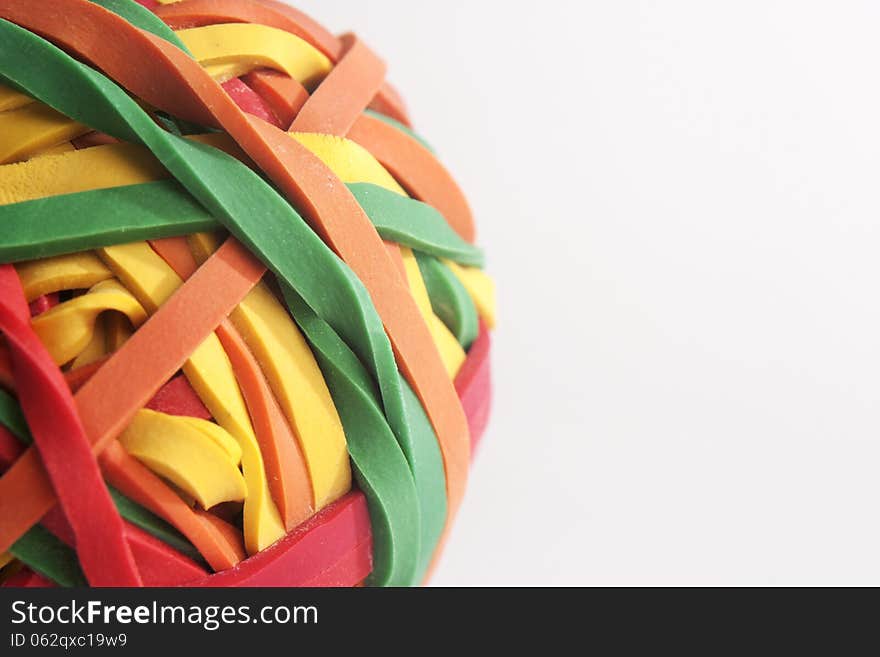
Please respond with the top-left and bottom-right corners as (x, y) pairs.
(27, 141), (76, 159)
(0, 83), (32, 112)
(0, 142), (168, 205)
(30, 278), (148, 366)
(119, 410), (247, 510)
(97, 241), (285, 554)
(70, 314), (110, 369)
(176, 23), (332, 89)
(290, 132), (407, 195)
(0, 102), (88, 164)
(15, 252), (113, 302)
(178, 416), (243, 467)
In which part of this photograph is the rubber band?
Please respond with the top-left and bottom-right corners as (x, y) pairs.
(70, 314), (110, 369)
(415, 252), (479, 349)
(221, 78), (281, 127)
(38, 506), (207, 587)
(0, 82), (32, 112)
(91, 0), (193, 56)
(0, 265), (142, 586)
(119, 409), (247, 509)
(28, 142), (76, 159)
(216, 323), (314, 531)
(177, 23), (331, 87)
(347, 183), (484, 267)
(31, 279), (147, 365)
(2, 569), (54, 588)
(455, 323), (492, 451)
(0, 181), (218, 263)
(0, 142), (169, 206)
(0, 238), (262, 561)
(144, 374), (211, 419)
(0, 102), (89, 164)
(243, 70), (307, 127)
(199, 491), (371, 587)
(289, 34), (385, 136)
(15, 253), (113, 303)
(8, 525), (87, 587)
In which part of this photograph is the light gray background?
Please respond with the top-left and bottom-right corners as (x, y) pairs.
(290, 1), (880, 585)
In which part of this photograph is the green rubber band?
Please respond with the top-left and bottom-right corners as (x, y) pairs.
(89, 0), (192, 56)
(283, 288), (419, 586)
(0, 181), (483, 267)
(348, 183), (484, 267)
(415, 252), (479, 349)
(0, 181), (218, 263)
(363, 109), (434, 153)
(10, 525), (87, 588)
(0, 19), (449, 583)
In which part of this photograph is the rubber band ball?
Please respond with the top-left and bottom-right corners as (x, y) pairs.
(0, 0), (494, 587)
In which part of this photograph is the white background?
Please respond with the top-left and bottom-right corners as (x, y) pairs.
(291, 1), (880, 585)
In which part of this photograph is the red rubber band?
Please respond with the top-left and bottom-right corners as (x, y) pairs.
(0, 265), (142, 586)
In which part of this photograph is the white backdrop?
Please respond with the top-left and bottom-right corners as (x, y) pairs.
(288, 1), (880, 585)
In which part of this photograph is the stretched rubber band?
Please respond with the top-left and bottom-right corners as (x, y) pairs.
(0, 265), (141, 586)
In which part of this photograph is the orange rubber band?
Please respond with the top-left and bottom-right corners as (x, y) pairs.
(289, 34), (385, 136)
(243, 70), (308, 128)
